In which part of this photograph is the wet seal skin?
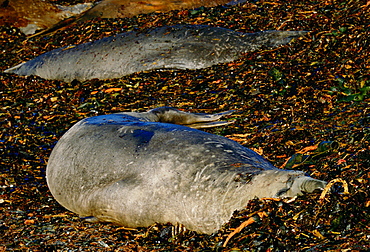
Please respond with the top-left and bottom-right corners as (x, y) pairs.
(46, 107), (326, 234)
(5, 25), (307, 82)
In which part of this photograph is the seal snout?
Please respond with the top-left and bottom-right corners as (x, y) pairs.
(283, 176), (327, 198)
(300, 177), (327, 193)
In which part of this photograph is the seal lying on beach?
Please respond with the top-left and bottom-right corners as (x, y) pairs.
(46, 107), (326, 234)
(6, 25), (307, 82)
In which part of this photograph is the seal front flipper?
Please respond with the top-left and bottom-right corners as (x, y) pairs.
(146, 107), (235, 129)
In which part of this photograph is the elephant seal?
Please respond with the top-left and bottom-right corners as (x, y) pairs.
(46, 107), (326, 234)
(5, 25), (307, 82)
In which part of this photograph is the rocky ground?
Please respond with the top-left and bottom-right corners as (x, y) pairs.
(0, 0), (369, 251)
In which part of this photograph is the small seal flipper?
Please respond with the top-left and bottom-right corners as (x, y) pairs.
(147, 107), (235, 128)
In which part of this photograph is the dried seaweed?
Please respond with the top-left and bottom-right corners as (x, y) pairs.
(1, 0), (369, 251)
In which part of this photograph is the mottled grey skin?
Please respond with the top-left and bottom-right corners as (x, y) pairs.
(46, 107), (326, 234)
(6, 25), (307, 82)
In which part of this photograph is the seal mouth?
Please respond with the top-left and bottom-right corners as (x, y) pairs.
(274, 175), (297, 198)
(275, 188), (290, 198)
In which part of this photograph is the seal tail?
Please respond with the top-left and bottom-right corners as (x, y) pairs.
(242, 30), (308, 51)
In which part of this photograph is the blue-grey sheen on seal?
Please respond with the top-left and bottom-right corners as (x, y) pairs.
(5, 25), (307, 82)
(46, 107), (327, 234)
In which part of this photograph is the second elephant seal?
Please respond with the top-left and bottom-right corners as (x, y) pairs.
(6, 25), (307, 82)
(46, 107), (326, 234)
